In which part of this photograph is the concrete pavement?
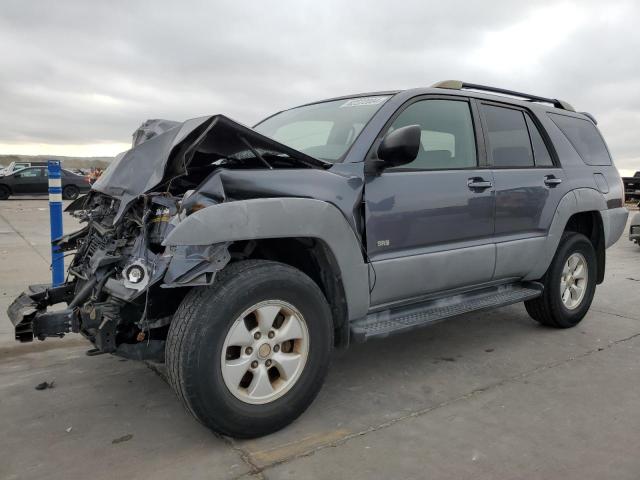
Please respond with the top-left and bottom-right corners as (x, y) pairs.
(0, 198), (639, 480)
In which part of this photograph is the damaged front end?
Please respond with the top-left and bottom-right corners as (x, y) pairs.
(9, 193), (232, 361)
(7, 114), (333, 361)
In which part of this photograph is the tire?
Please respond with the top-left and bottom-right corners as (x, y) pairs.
(62, 185), (79, 200)
(525, 232), (597, 328)
(0, 185), (10, 200)
(166, 260), (333, 438)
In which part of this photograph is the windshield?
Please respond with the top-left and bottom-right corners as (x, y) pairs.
(254, 95), (391, 162)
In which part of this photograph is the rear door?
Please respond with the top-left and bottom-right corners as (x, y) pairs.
(365, 97), (496, 308)
(27, 167), (48, 193)
(477, 101), (567, 280)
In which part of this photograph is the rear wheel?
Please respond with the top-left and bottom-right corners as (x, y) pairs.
(62, 185), (79, 200)
(166, 260), (333, 438)
(0, 185), (10, 200)
(525, 232), (597, 328)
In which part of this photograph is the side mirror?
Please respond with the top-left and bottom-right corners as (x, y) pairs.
(377, 125), (421, 168)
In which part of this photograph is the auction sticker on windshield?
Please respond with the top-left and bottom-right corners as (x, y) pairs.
(340, 96), (389, 107)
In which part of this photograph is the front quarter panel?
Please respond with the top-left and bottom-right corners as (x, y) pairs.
(164, 197), (370, 320)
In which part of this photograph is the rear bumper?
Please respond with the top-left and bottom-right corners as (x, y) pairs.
(7, 283), (76, 342)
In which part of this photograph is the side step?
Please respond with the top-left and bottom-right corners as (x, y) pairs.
(351, 282), (543, 342)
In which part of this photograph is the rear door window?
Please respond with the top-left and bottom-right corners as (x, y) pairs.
(482, 105), (534, 167)
(548, 113), (611, 166)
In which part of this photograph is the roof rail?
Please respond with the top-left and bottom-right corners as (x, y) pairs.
(431, 80), (575, 112)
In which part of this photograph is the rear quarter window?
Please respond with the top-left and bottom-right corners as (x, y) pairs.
(548, 113), (612, 166)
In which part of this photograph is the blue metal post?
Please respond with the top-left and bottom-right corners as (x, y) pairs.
(48, 160), (65, 286)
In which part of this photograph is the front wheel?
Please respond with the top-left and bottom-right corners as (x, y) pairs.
(0, 185), (10, 200)
(166, 260), (333, 438)
(525, 232), (597, 328)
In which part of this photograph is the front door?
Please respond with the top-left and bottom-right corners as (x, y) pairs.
(11, 167), (47, 194)
(365, 97), (495, 308)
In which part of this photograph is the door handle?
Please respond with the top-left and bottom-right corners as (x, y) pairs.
(544, 175), (562, 187)
(467, 177), (493, 191)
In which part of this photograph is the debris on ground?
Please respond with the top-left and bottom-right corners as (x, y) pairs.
(112, 434), (133, 444)
(65, 427), (73, 433)
(35, 381), (55, 390)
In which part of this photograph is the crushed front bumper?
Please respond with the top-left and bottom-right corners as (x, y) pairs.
(8, 281), (166, 360)
(8, 283), (77, 342)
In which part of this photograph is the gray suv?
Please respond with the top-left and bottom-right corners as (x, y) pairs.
(8, 80), (628, 438)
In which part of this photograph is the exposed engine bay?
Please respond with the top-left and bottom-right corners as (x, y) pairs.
(50, 191), (231, 361)
(7, 114), (363, 361)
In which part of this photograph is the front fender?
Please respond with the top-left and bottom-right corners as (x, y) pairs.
(164, 198), (370, 320)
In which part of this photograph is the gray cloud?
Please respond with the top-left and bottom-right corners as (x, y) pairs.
(0, 0), (638, 173)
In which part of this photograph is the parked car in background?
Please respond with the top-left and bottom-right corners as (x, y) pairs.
(8, 81), (628, 438)
(623, 171), (640, 201)
(0, 160), (48, 177)
(0, 166), (91, 200)
(630, 209), (640, 246)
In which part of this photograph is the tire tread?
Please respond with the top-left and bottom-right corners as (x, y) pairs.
(525, 232), (596, 328)
(166, 260), (267, 422)
(165, 259), (333, 437)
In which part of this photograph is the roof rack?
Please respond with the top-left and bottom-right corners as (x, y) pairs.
(432, 80), (575, 112)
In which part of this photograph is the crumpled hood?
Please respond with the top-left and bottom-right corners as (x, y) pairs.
(93, 114), (329, 220)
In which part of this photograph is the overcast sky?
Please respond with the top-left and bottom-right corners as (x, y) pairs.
(0, 0), (638, 174)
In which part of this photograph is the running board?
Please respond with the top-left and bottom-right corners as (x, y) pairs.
(351, 282), (543, 342)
